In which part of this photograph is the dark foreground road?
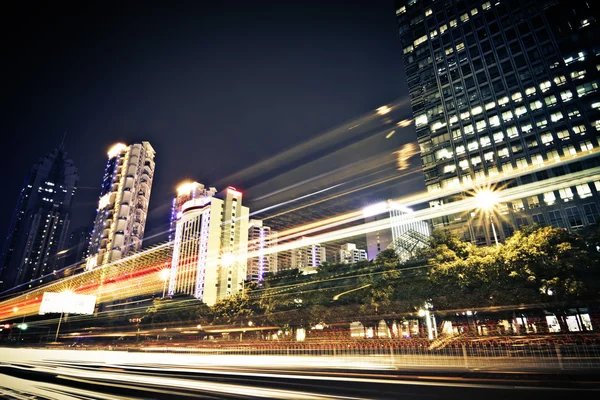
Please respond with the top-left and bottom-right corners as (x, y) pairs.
(1, 348), (599, 399)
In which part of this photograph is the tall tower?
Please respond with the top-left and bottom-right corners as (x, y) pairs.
(169, 181), (216, 242)
(395, 0), (600, 244)
(87, 142), (155, 269)
(247, 219), (278, 282)
(168, 186), (249, 306)
(0, 146), (78, 292)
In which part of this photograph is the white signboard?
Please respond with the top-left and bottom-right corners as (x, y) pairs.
(39, 292), (96, 315)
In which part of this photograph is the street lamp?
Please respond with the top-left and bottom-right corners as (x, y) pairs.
(474, 189), (500, 246)
(160, 268), (170, 298)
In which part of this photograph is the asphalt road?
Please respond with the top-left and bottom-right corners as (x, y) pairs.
(1, 348), (599, 399)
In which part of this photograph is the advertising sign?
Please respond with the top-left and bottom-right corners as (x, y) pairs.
(39, 292), (96, 315)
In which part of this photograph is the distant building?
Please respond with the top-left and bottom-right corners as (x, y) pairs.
(168, 186), (249, 306)
(87, 142), (156, 269)
(365, 200), (430, 260)
(62, 226), (92, 268)
(169, 181), (216, 242)
(247, 219), (278, 282)
(0, 146), (78, 291)
(291, 241), (326, 274)
(338, 243), (368, 264)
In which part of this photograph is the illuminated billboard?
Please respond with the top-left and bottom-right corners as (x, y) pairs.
(39, 292), (96, 315)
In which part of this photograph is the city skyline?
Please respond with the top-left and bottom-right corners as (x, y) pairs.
(0, 1), (413, 248)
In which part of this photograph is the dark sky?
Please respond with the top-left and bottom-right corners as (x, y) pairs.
(1, 0), (416, 247)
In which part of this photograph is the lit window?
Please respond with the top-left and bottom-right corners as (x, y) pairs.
(464, 124), (474, 135)
(544, 95), (557, 106)
(493, 131), (504, 143)
(456, 42), (465, 52)
(445, 47), (454, 55)
(415, 114), (428, 127)
(480, 136), (491, 147)
(525, 87), (536, 97)
(570, 70), (586, 80)
(489, 115), (500, 127)
(484, 151), (494, 161)
(471, 106), (483, 115)
(403, 45), (414, 54)
(435, 147), (453, 160)
(502, 162), (513, 173)
(439, 24), (448, 34)
(467, 140), (479, 151)
(556, 130), (570, 140)
(471, 155), (482, 165)
(498, 96), (509, 106)
(540, 132), (554, 145)
(547, 149), (560, 162)
(550, 111), (564, 122)
(553, 76), (567, 86)
(476, 120), (487, 131)
(539, 80), (552, 92)
(485, 102), (496, 110)
(460, 111), (471, 120)
(460, 13), (469, 22)
(506, 126), (519, 138)
(592, 102), (600, 110)
(511, 92), (523, 102)
(559, 187), (574, 201)
(449, 115), (459, 125)
(544, 191), (557, 205)
(498, 147), (509, 158)
(576, 184), (592, 199)
(452, 128), (462, 139)
(459, 159), (469, 170)
(576, 81), (599, 97)
(515, 106), (527, 117)
(567, 106), (581, 119)
(449, 19), (457, 28)
(581, 141), (594, 151)
(516, 158), (528, 169)
(562, 144), (577, 156)
(443, 164), (456, 173)
(531, 153), (544, 165)
(425, 8), (433, 16)
(430, 30), (438, 39)
(396, 6), (406, 15)
(529, 100), (543, 110)
(502, 110), (514, 121)
(560, 90), (573, 102)
(573, 125), (587, 135)
(594, 120), (600, 131)
(414, 35), (428, 47)
(521, 123), (533, 133)
(482, 2), (492, 10)
(471, 8), (478, 16)
(456, 145), (466, 155)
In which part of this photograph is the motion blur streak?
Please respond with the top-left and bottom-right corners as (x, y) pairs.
(218, 98), (410, 187)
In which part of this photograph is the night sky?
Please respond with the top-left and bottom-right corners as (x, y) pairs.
(1, 0), (418, 248)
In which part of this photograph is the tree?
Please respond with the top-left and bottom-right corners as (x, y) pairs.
(374, 249), (399, 268)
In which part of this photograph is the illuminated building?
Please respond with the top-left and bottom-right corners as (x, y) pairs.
(87, 142), (156, 269)
(365, 200), (430, 260)
(168, 186), (249, 306)
(338, 243), (368, 264)
(396, 0), (600, 244)
(247, 219), (278, 282)
(0, 146), (78, 291)
(169, 181), (216, 242)
(290, 241), (326, 274)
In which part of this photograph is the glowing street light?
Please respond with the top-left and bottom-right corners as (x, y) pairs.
(474, 189), (500, 246)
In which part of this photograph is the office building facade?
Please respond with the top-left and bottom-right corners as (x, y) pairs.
(169, 181), (216, 242)
(247, 219), (278, 282)
(0, 146), (78, 291)
(291, 242), (326, 274)
(338, 243), (368, 264)
(87, 142), (156, 268)
(168, 186), (249, 306)
(396, 0), (600, 244)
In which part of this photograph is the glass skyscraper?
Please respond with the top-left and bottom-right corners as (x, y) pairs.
(0, 146), (78, 292)
(396, 0), (600, 244)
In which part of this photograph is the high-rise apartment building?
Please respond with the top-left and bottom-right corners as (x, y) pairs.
(0, 146), (78, 291)
(290, 241), (326, 274)
(396, 0), (600, 244)
(168, 186), (249, 306)
(87, 142), (155, 269)
(338, 243), (368, 264)
(247, 219), (278, 282)
(169, 181), (216, 242)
